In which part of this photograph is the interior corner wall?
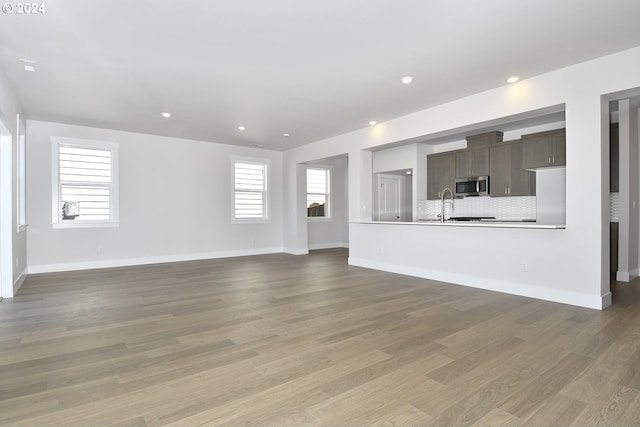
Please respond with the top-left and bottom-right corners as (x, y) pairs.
(307, 157), (349, 250)
(0, 70), (26, 296)
(26, 121), (284, 273)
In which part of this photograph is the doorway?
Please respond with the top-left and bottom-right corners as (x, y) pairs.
(605, 91), (640, 303)
(305, 155), (349, 251)
(373, 170), (412, 222)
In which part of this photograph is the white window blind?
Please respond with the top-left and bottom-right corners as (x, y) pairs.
(234, 160), (267, 219)
(307, 167), (330, 217)
(58, 144), (113, 222)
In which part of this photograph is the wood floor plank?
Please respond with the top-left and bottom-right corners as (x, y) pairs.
(1, 248), (639, 426)
(522, 394), (586, 427)
(499, 352), (592, 419)
(568, 384), (640, 427)
(470, 408), (523, 427)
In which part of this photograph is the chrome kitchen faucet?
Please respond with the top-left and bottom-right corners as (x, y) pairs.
(440, 188), (454, 223)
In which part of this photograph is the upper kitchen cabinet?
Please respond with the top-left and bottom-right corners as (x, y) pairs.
(490, 141), (531, 197)
(522, 128), (566, 169)
(427, 152), (456, 199)
(456, 148), (489, 178)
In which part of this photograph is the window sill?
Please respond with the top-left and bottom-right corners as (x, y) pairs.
(231, 218), (271, 225)
(308, 217), (333, 223)
(52, 221), (120, 229)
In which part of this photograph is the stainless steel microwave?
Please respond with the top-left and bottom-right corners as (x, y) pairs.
(455, 176), (489, 197)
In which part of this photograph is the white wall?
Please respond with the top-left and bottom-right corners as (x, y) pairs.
(0, 71), (26, 297)
(26, 121), (284, 272)
(307, 157), (349, 250)
(283, 46), (640, 309)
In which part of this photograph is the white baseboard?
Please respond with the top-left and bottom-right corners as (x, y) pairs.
(28, 247), (285, 274)
(283, 247), (309, 255)
(11, 268), (27, 297)
(616, 270), (632, 282)
(307, 242), (349, 250)
(348, 257), (607, 310)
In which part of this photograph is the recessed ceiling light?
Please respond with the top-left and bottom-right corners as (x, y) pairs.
(369, 121), (377, 126)
(401, 76), (414, 84)
(238, 126), (246, 131)
(507, 76), (519, 83)
(405, 170), (412, 175)
(283, 133), (290, 138)
(161, 112), (171, 118)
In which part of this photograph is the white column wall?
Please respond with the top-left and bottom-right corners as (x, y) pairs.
(0, 71), (26, 297)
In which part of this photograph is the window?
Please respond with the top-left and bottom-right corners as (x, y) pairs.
(233, 159), (268, 221)
(16, 115), (26, 231)
(307, 167), (330, 218)
(52, 138), (119, 227)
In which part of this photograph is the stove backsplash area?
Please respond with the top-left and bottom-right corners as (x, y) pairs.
(419, 196), (537, 221)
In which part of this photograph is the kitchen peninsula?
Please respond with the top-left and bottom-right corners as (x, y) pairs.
(356, 123), (574, 311)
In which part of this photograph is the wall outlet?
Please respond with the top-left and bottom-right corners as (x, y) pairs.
(15, 258), (19, 268)
(520, 262), (528, 272)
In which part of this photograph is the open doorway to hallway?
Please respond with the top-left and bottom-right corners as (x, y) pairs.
(607, 94), (640, 290)
(303, 155), (349, 252)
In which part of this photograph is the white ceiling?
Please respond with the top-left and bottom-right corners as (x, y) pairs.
(2, 0), (640, 151)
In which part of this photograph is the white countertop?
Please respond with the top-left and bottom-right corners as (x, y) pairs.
(351, 219), (565, 229)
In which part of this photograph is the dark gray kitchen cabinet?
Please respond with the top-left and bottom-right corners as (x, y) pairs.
(489, 141), (530, 197)
(522, 128), (566, 169)
(427, 152), (456, 199)
(456, 148), (489, 178)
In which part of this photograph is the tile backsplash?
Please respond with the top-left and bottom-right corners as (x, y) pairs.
(419, 196), (537, 220)
(610, 192), (619, 222)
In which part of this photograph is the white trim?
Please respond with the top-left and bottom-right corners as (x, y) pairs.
(0, 119), (13, 298)
(16, 114), (26, 230)
(27, 247), (285, 274)
(308, 242), (349, 250)
(307, 217), (333, 223)
(616, 270), (632, 282)
(13, 268), (27, 296)
(348, 257), (609, 310)
(52, 221), (119, 229)
(283, 247), (309, 255)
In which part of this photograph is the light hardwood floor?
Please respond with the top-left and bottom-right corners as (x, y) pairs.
(1, 248), (640, 426)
